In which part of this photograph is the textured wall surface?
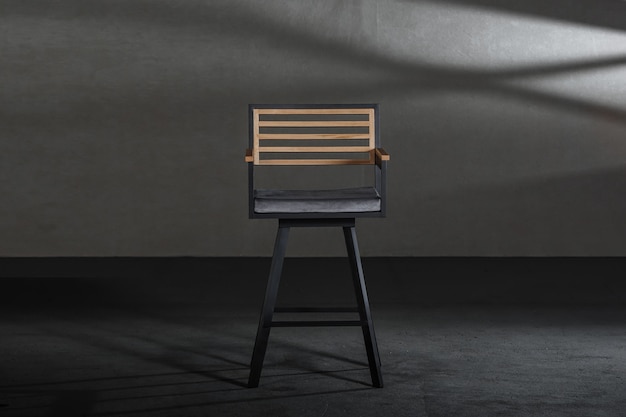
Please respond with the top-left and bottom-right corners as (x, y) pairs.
(1, 0), (625, 256)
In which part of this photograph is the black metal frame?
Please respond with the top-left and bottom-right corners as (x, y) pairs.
(247, 104), (386, 388)
(248, 218), (383, 388)
(247, 103), (387, 219)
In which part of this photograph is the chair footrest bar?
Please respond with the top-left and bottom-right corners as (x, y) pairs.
(279, 218), (356, 228)
(269, 320), (366, 327)
(274, 307), (359, 313)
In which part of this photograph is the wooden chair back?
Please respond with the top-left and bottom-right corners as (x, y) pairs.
(246, 105), (386, 166)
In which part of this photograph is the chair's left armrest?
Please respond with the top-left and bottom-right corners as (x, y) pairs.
(375, 148), (390, 166)
(245, 148), (254, 163)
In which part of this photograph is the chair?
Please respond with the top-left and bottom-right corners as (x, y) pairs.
(245, 104), (389, 388)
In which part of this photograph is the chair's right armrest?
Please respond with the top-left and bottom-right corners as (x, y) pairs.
(245, 148), (254, 163)
(375, 148), (390, 166)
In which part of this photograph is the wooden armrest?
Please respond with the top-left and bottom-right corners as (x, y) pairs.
(245, 148), (254, 163)
(375, 148), (390, 161)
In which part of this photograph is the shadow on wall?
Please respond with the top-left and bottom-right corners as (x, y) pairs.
(415, 0), (626, 32)
(4, 0), (625, 120)
(1, 0), (625, 255)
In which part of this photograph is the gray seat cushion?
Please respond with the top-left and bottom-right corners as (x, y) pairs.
(254, 187), (381, 214)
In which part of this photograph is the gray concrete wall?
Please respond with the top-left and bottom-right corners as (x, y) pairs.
(1, 0), (625, 256)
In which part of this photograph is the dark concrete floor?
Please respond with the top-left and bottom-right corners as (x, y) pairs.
(1, 257), (625, 416)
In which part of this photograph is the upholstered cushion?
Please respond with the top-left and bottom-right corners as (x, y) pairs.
(254, 187), (381, 214)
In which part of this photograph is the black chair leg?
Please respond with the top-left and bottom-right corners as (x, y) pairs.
(343, 226), (383, 388)
(248, 225), (290, 388)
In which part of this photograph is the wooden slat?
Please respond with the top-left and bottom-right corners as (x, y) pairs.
(258, 146), (372, 153)
(258, 120), (370, 127)
(368, 108), (376, 163)
(258, 159), (373, 166)
(259, 133), (370, 140)
(257, 108), (372, 115)
(253, 109), (260, 163)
